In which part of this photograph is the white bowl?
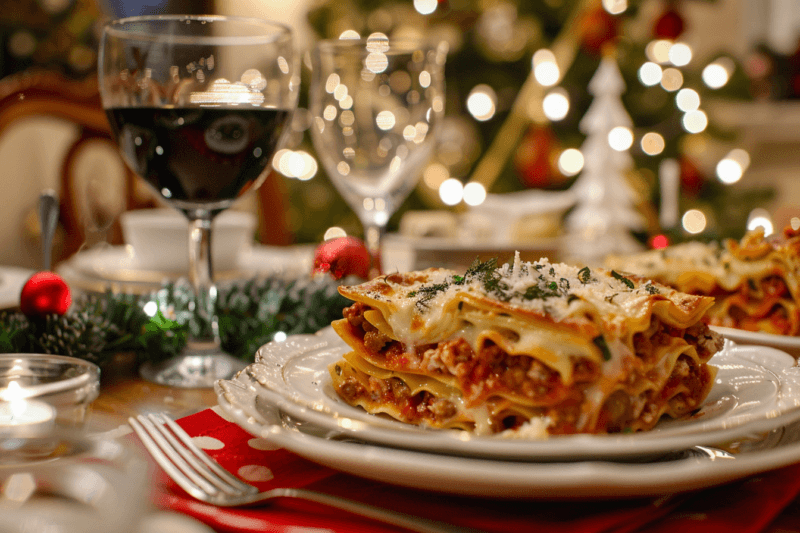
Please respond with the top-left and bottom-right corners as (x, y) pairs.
(120, 208), (257, 272)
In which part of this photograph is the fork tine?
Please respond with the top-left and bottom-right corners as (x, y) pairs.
(131, 415), (220, 497)
(128, 416), (214, 501)
(145, 414), (242, 495)
(153, 413), (256, 493)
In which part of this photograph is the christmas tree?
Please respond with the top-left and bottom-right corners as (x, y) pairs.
(563, 51), (644, 264)
(281, 0), (772, 246)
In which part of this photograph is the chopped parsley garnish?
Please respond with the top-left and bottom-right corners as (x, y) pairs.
(611, 270), (634, 289)
(593, 335), (612, 361)
(644, 283), (660, 295)
(578, 266), (591, 284)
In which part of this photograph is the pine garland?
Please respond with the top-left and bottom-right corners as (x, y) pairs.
(0, 276), (351, 368)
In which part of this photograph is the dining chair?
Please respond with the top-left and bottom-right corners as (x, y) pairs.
(0, 68), (293, 269)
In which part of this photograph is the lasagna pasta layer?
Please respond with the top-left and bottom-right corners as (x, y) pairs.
(328, 255), (722, 437)
(605, 226), (800, 335)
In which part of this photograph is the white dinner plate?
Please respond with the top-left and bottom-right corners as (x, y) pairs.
(56, 245), (315, 294)
(0, 265), (33, 309)
(239, 327), (800, 461)
(712, 326), (800, 358)
(215, 372), (800, 499)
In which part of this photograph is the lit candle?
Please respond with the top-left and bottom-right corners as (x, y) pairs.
(0, 381), (55, 431)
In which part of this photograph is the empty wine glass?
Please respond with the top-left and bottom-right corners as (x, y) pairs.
(309, 36), (447, 277)
(98, 15), (297, 387)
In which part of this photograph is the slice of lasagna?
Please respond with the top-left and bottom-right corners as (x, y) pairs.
(328, 254), (722, 437)
(605, 226), (800, 335)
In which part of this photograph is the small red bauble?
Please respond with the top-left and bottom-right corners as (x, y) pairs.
(580, 7), (620, 55)
(653, 7), (685, 40)
(312, 236), (371, 280)
(20, 272), (72, 318)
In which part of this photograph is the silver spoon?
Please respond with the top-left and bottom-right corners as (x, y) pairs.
(39, 190), (59, 271)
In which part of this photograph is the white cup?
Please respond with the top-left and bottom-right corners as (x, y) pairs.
(120, 208), (257, 272)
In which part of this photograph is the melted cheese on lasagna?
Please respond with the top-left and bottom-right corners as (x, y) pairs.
(328, 253), (722, 437)
(606, 226), (800, 335)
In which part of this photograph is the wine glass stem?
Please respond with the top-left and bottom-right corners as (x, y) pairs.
(364, 223), (384, 278)
(188, 217), (220, 349)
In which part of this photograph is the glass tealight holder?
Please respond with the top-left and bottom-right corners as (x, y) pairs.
(0, 354), (100, 439)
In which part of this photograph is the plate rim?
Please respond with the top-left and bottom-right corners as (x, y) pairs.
(711, 325), (800, 349)
(214, 373), (800, 499)
(244, 327), (800, 461)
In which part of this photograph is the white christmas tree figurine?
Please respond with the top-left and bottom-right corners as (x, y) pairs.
(563, 51), (645, 265)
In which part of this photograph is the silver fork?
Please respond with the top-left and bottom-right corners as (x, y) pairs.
(128, 413), (484, 533)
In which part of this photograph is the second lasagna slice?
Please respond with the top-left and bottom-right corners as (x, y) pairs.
(329, 255), (723, 437)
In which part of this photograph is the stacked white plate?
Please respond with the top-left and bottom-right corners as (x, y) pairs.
(215, 327), (800, 498)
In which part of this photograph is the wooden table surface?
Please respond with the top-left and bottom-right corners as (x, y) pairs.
(88, 356), (219, 433)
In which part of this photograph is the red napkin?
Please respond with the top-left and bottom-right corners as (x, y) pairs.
(151, 408), (800, 533)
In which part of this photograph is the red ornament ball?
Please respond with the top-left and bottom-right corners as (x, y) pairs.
(20, 272), (72, 318)
(312, 236), (371, 280)
(580, 7), (620, 55)
(653, 6), (685, 40)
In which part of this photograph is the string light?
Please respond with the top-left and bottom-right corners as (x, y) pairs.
(602, 0), (627, 14)
(608, 126), (633, 151)
(638, 62), (663, 86)
(716, 158), (743, 184)
(660, 68), (684, 91)
(324, 227), (347, 240)
(645, 40), (672, 64)
(466, 85), (497, 121)
(747, 208), (773, 236)
(463, 182), (487, 206)
(702, 61), (731, 89)
(682, 110), (708, 133)
(682, 209), (707, 234)
(668, 43), (692, 67)
(413, 0), (437, 15)
(558, 148), (584, 176)
(675, 88), (700, 111)
(542, 88), (570, 121)
(439, 178), (464, 205)
(716, 148), (750, 184)
(533, 49), (560, 86)
(641, 132), (665, 155)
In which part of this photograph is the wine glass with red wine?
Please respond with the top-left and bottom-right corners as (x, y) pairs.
(99, 15), (296, 387)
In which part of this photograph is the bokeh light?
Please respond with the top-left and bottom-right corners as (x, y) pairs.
(747, 208), (773, 236)
(668, 43), (692, 66)
(650, 234), (670, 249)
(602, 0), (627, 14)
(682, 110), (708, 133)
(645, 40), (672, 64)
(675, 88), (700, 112)
(466, 85), (497, 121)
(439, 178), (464, 205)
(339, 30), (360, 40)
(641, 132), (665, 155)
(638, 62), (663, 86)
(542, 88), (570, 121)
(558, 148), (584, 176)
(414, 0), (438, 15)
(463, 182), (487, 206)
(423, 162), (450, 189)
(608, 126), (634, 151)
(660, 68), (684, 91)
(682, 209), (707, 234)
(702, 62), (730, 89)
(533, 49), (560, 86)
(324, 226), (347, 240)
(716, 157), (743, 184)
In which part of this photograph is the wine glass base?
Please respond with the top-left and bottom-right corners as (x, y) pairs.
(139, 351), (247, 389)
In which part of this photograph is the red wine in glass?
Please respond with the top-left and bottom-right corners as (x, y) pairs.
(106, 106), (291, 210)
